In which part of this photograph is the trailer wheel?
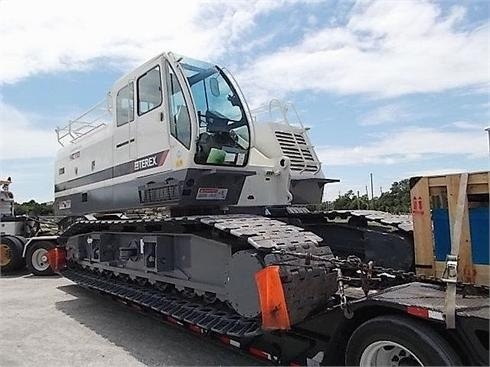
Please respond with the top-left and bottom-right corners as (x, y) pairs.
(26, 241), (55, 276)
(0, 236), (25, 272)
(345, 315), (461, 366)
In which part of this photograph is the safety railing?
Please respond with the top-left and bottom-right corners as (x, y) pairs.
(250, 99), (305, 129)
(55, 100), (111, 146)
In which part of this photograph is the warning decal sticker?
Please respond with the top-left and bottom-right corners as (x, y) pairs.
(196, 188), (228, 200)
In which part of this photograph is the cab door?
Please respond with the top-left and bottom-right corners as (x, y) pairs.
(113, 81), (135, 167)
(165, 61), (193, 170)
(135, 60), (169, 166)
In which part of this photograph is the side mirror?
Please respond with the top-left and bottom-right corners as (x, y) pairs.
(209, 77), (220, 97)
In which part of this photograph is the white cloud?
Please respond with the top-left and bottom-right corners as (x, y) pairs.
(451, 121), (489, 130)
(317, 125), (488, 166)
(0, 0), (293, 84)
(238, 0), (490, 103)
(1, 0), (487, 104)
(0, 99), (58, 159)
(359, 103), (410, 126)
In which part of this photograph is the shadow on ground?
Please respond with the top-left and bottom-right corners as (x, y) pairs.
(23, 273), (62, 279)
(0, 268), (30, 278)
(56, 284), (265, 366)
(1, 269), (61, 279)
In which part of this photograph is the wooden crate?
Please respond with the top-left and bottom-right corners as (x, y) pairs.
(410, 171), (489, 285)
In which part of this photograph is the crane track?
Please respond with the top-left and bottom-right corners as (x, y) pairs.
(59, 214), (327, 251)
(280, 207), (413, 234)
(323, 209), (413, 233)
(271, 208), (415, 271)
(59, 214), (337, 328)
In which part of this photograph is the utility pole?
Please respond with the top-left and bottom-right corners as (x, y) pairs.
(365, 185), (369, 209)
(370, 173), (374, 200)
(485, 127), (490, 157)
(357, 190), (360, 209)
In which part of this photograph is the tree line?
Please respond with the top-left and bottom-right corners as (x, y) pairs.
(327, 179), (410, 214)
(14, 200), (54, 216)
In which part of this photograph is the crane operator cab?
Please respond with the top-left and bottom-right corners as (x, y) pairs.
(178, 58), (250, 167)
(54, 52), (296, 216)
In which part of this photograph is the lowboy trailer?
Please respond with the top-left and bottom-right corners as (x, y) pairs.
(47, 221), (489, 366)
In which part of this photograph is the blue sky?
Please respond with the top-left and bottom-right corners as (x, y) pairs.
(0, 0), (489, 202)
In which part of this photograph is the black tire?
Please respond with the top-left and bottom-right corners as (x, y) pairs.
(345, 315), (462, 366)
(0, 235), (25, 272)
(26, 241), (55, 276)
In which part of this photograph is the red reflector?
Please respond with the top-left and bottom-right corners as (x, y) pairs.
(255, 266), (291, 330)
(407, 306), (429, 319)
(47, 247), (66, 272)
(188, 324), (201, 334)
(219, 336), (230, 344)
(290, 362), (302, 366)
(249, 347), (270, 360)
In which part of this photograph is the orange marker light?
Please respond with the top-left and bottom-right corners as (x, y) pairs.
(255, 266), (291, 330)
(47, 247), (66, 272)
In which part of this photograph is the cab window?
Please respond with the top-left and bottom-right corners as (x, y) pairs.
(180, 58), (249, 167)
(166, 63), (191, 149)
(116, 82), (134, 126)
(138, 66), (162, 115)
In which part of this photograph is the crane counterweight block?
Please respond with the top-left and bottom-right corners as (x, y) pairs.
(47, 247), (67, 272)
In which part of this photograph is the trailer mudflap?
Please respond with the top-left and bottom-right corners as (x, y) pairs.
(47, 247), (67, 272)
(255, 266), (291, 330)
(256, 264), (338, 330)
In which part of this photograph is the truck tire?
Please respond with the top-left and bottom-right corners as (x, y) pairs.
(0, 236), (25, 272)
(26, 241), (55, 276)
(345, 315), (462, 366)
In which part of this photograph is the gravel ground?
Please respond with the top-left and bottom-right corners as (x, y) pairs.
(0, 271), (263, 366)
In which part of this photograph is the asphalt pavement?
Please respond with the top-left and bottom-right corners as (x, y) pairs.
(0, 271), (263, 366)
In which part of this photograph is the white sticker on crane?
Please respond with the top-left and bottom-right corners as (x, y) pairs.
(224, 152), (236, 163)
(196, 188), (228, 200)
(236, 153), (245, 166)
(59, 200), (71, 209)
(428, 310), (444, 321)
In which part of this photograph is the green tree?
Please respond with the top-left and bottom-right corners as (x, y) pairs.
(331, 179), (410, 214)
(14, 200), (54, 216)
(332, 190), (370, 210)
(375, 179), (410, 213)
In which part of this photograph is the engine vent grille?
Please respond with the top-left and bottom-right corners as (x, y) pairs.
(274, 131), (320, 172)
(139, 182), (182, 204)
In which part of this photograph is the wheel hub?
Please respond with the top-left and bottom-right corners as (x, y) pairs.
(360, 340), (423, 367)
(0, 243), (11, 267)
(32, 248), (50, 272)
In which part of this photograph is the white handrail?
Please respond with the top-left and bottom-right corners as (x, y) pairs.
(55, 100), (111, 146)
(251, 99), (305, 129)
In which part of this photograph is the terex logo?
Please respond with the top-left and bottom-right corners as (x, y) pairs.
(132, 150), (168, 172)
(134, 156), (158, 171)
